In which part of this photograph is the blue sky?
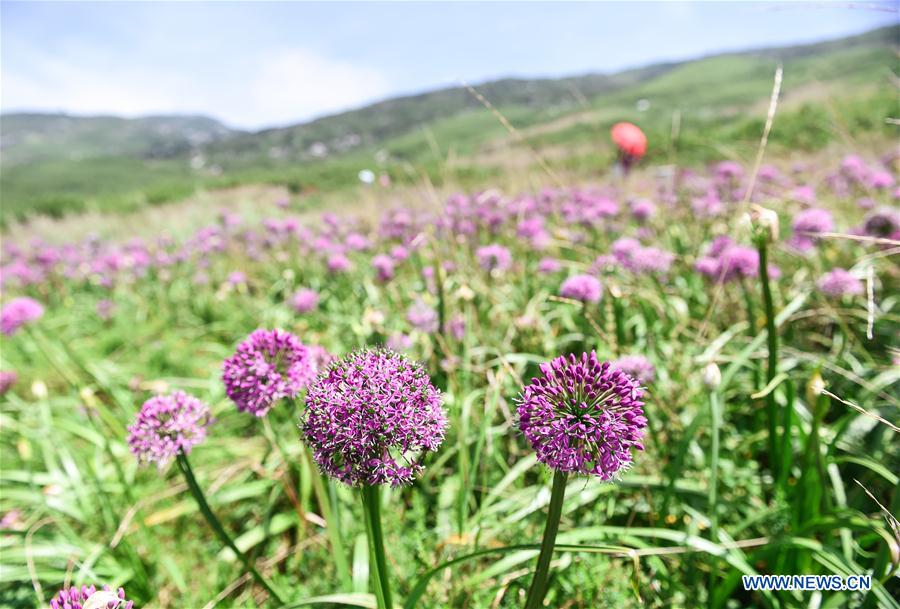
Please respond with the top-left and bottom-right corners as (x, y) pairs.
(1, 2), (895, 130)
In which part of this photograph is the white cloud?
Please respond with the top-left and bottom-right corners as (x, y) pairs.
(1, 47), (391, 130)
(245, 49), (391, 128)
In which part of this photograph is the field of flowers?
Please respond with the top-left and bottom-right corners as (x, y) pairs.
(0, 150), (898, 608)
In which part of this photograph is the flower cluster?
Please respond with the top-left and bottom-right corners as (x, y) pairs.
(695, 236), (780, 283)
(517, 351), (647, 479)
(475, 244), (512, 273)
(1, 297), (44, 336)
(789, 207), (834, 251)
(302, 348), (447, 486)
(559, 274), (602, 303)
(128, 391), (211, 467)
(290, 288), (320, 314)
(817, 268), (863, 297)
(49, 584), (134, 609)
(406, 300), (439, 333)
(223, 329), (320, 416)
(610, 354), (656, 384)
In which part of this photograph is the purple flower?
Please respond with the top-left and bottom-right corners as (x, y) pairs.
(789, 208), (833, 251)
(629, 198), (656, 222)
(390, 245), (409, 262)
(696, 240), (778, 283)
(301, 348), (447, 486)
(446, 314), (466, 340)
(223, 329), (319, 416)
(791, 185), (817, 206)
(128, 391), (211, 467)
(327, 253), (352, 273)
(475, 244), (512, 273)
(96, 299), (115, 321)
(868, 170), (895, 190)
(517, 351), (647, 479)
(345, 232), (371, 251)
(372, 254), (395, 282)
(227, 271), (247, 286)
(50, 585), (134, 609)
(610, 355), (656, 384)
(559, 274), (602, 303)
(538, 257), (562, 273)
(862, 207), (900, 239)
(290, 288), (320, 314)
(817, 268), (863, 297)
(407, 300), (439, 333)
(625, 246), (675, 275)
(1, 297), (44, 336)
(386, 332), (413, 352)
(0, 370), (17, 395)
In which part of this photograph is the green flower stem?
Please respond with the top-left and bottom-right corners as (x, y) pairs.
(360, 484), (393, 609)
(309, 451), (353, 591)
(707, 391), (721, 609)
(175, 453), (285, 606)
(756, 237), (780, 478)
(524, 470), (568, 609)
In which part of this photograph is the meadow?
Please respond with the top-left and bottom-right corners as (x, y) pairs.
(1, 134), (898, 609)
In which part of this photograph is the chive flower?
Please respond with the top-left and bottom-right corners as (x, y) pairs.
(49, 584), (134, 609)
(128, 391), (211, 467)
(1, 297), (44, 336)
(517, 351), (647, 479)
(610, 354), (656, 384)
(559, 274), (602, 303)
(301, 348), (447, 487)
(817, 268), (863, 298)
(290, 288), (320, 314)
(223, 329), (319, 416)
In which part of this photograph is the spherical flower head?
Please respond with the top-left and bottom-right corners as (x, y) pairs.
(790, 207), (833, 251)
(1, 297), (44, 336)
(302, 348), (447, 486)
(626, 246), (675, 275)
(372, 254), (395, 282)
(517, 351), (647, 479)
(96, 299), (115, 321)
(50, 584), (134, 609)
(629, 198), (656, 222)
(327, 253), (352, 273)
(290, 288), (320, 314)
(0, 370), (17, 395)
(537, 257), (562, 274)
(407, 300), (439, 333)
(868, 170), (895, 190)
(817, 268), (863, 298)
(559, 274), (602, 303)
(717, 245), (760, 282)
(475, 244), (512, 273)
(610, 355), (656, 384)
(863, 207), (900, 239)
(128, 391), (211, 467)
(223, 329), (318, 416)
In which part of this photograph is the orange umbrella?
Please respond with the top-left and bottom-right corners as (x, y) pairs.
(610, 122), (647, 158)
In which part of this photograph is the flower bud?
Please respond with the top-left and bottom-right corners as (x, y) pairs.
(702, 363), (722, 389)
(748, 204), (779, 242)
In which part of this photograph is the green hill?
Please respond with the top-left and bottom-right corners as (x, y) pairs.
(1, 25), (897, 223)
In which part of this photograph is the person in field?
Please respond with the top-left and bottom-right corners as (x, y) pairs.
(610, 121), (647, 175)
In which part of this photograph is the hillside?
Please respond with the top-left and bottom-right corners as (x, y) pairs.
(0, 114), (236, 167)
(1, 25), (897, 223)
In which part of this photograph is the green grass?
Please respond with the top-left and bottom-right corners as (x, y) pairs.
(0, 145), (898, 607)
